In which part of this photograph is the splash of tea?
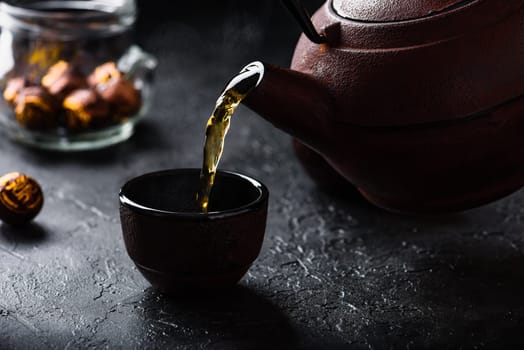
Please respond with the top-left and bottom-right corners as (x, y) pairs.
(196, 62), (264, 213)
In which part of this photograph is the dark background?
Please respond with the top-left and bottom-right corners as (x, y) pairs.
(134, 0), (325, 65)
(1, 0), (524, 349)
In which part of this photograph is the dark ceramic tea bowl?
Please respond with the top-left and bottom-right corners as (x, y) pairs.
(118, 168), (269, 294)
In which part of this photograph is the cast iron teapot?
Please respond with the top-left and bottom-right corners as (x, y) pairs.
(242, 0), (524, 213)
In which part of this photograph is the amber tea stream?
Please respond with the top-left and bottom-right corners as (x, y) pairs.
(196, 62), (264, 212)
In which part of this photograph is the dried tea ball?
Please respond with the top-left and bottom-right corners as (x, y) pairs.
(41, 60), (87, 101)
(3, 77), (27, 106)
(0, 172), (44, 226)
(87, 62), (121, 87)
(88, 61), (142, 118)
(14, 86), (58, 130)
(97, 77), (142, 117)
(62, 88), (110, 131)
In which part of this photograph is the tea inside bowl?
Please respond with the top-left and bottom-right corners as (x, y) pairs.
(120, 169), (265, 214)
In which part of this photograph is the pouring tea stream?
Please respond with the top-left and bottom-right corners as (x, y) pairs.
(197, 63), (263, 212)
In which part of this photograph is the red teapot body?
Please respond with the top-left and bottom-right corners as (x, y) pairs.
(244, 0), (524, 213)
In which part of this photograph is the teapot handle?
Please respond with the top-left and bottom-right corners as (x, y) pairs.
(280, 0), (326, 44)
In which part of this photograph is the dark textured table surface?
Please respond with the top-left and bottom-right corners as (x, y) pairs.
(1, 1), (524, 349)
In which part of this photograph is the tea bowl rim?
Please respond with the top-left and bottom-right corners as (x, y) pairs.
(119, 168), (269, 220)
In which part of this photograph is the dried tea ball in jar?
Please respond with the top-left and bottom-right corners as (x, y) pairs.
(87, 62), (121, 87)
(14, 86), (58, 129)
(3, 77), (27, 106)
(41, 60), (87, 101)
(62, 88), (110, 131)
(97, 77), (142, 117)
(0, 172), (44, 226)
(88, 62), (142, 118)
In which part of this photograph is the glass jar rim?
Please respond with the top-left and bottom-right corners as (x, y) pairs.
(0, 0), (136, 39)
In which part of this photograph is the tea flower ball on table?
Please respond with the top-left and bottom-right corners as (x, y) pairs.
(0, 172), (44, 226)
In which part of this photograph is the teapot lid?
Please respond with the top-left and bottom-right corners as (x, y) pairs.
(332, 0), (475, 22)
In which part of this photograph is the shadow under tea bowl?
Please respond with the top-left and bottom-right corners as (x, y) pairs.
(118, 168), (269, 294)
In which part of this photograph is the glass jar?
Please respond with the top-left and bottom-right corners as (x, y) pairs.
(0, 0), (157, 151)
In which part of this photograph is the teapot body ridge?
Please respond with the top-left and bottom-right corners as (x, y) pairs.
(291, 0), (524, 127)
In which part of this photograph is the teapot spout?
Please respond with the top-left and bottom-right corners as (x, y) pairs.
(242, 62), (333, 152)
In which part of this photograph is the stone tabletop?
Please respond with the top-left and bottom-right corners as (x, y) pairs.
(1, 1), (523, 349)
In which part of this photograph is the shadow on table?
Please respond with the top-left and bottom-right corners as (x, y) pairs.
(0, 222), (48, 244)
(138, 285), (301, 349)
